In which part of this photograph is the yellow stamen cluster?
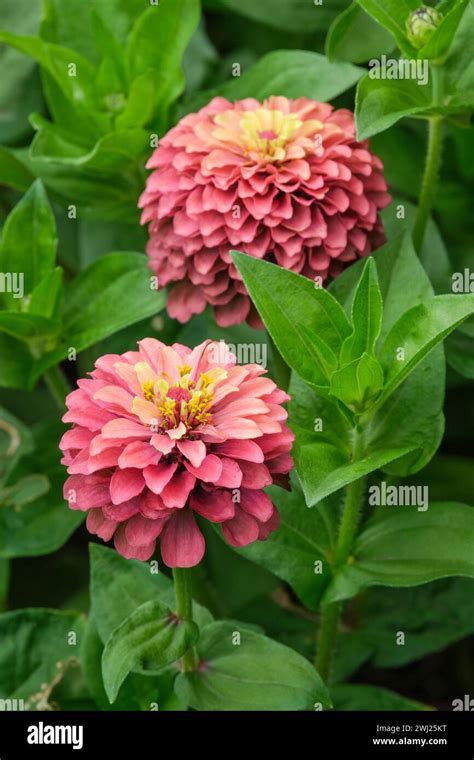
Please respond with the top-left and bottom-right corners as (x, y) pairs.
(139, 367), (227, 432)
(142, 380), (155, 401)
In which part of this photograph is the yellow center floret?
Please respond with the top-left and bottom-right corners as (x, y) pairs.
(137, 365), (227, 432)
(212, 107), (305, 162)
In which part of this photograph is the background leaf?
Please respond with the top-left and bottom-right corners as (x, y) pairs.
(325, 501), (474, 603)
(0, 608), (84, 705)
(102, 599), (198, 703)
(175, 620), (331, 710)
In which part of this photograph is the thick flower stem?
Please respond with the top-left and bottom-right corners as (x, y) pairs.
(173, 567), (199, 672)
(412, 64), (444, 255)
(315, 430), (366, 685)
(314, 601), (341, 684)
(43, 365), (71, 411)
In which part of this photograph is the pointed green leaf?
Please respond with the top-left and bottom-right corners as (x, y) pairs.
(102, 599), (199, 704)
(326, 1), (395, 63)
(89, 544), (212, 645)
(339, 257), (383, 363)
(175, 621), (331, 710)
(0, 179), (57, 305)
(325, 501), (474, 602)
(330, 352), (384, 410)
(231, 251), (351, 389)
(379, 294), (474, 405)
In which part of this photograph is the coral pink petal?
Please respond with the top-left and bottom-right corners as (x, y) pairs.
(184, 454), (223, 483)
(240, 488), (274, 522)
(110, 468), (145, 505)
(118, 441), (161, 469)
(258, 507), (280, 540)
(222, 506), (260, 547)
(177, 439), (207, 467)
(102, 419), (149, 440)
(213, 439), (264, 463)
(125, 514), (168, 547)
(150, 434), (176, 455)
(86, 509), (117, 541)
(143, 462), (178, 494)
(114, 524), (156, 560)
(190, 489), (235, 522)
(213, 457), (242, 488)
(160, 510), (205, 567)
(238, 460), (272, 489)
(160, 470), (196, 508)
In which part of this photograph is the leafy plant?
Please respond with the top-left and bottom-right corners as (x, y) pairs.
(0, 0), (473, 717)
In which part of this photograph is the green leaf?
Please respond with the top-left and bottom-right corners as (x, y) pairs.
(0, 147), (35, 191)
(102, 599), (199, 703)
(0, 608), (84, 704)
(0, 179), (57, 305)
(0, 0), (43, 144)
(89, 544), (212, 645)
(325, 501), (474, 603)
(379, 294), (474, 405)
(380, 198), (452, 294)
(175, 621), (331, 710)
(332, 683), (431, 710)
(0, 31), (103, 127)
(39, 0), (145, 60)
(290, 232), (449, 500)
(330, 352), (384, 410)
(444, 0), (474, 98)
(28, 267), (63, 319)
(0, 405), (34, 482)
(81, 617), (182, 711)
(336, 578), (474, 673)
(192, 51), (364, 106)
(228, 479), (337, 611)
(364, 345), (445, 476)
(326, 1), (395, 63)
(340, 257), (383, 363)
(91, 9), (127, 93)
(0, 334), (34, 390)
(0, 312), (59, 341)
(332, 233), (446, 475)
(115, 71), (158, 130)
(31, 253), (166, 384)
(355, 71), (432, 140)
(125, 0), (199, 125)
(216, 0), (347, 34)
(0, 424), (84, 558)
(29, 117), (149, 172)
(231, 251), (351, 390)
(356, 0), (420, 57)
(446, 321), (474, 378)
(403, 454), (474, 505)
(329, 233), (432, 341)
(0, 559), (9, 611)
(418, 0), (470, 61)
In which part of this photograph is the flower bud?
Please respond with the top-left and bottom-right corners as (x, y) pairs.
(406, 6), (443, 49)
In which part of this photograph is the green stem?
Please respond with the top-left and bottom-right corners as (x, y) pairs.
(43, 365), (71, 411)
(268, 334), (291, 392)
(314, 601), (341, 684)
(173, 567), (198, 672)
(315, 429), (366, 684)
(412, 64), (444, 255)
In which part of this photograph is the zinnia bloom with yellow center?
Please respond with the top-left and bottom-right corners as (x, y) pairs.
(60, 339), (293, 567)
(139, 96), (391, 327)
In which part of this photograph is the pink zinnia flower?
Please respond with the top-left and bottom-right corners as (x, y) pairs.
(139, 96), (391, 327)
(60, 339), (293, 567)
